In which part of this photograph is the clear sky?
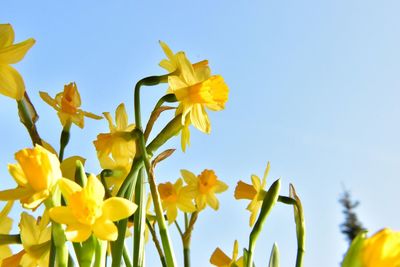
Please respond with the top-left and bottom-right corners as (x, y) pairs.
(2, 1), (400, 266)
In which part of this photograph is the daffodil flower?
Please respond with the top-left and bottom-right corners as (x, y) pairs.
(39, 82), (102, 129)
(159, 42), (229, 151)
(93, 103), (136, 194)
(0, 201), (13, 265)
(210, 240), (244, 267)
(234, 162), (270, 226)
(158, 178), (196, 224)
(2, 212), (51, 267)
(0, 24), (35, 100)
(342, 228), (400, 267)
(49, 175), (137, 242)
(0, 145), (62, 210)
(181, 169), (228, 211)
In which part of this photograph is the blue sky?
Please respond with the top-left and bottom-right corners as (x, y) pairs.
(2, 1), (400, 266)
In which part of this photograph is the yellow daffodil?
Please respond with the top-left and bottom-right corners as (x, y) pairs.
(0, 145), (62, 209)
(159, 42), (229, 151)
(93, 103), (136, 194)
(210, 240), (244, 267)
(158, 178), (196, 224)
(2, 212), (51, 267)
(0, 24), (35, 100)
(181, 169), (228, 211)
(49, 174), (137, 242)
(39, 82), (102, 128)
(234, 163), (270, 226)
(0, 201), (13, 265)
(60, 156), (86, 181)
(342, 228), (400, 267)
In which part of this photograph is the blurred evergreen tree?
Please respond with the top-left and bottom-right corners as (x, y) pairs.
(339, 190), (365, 244)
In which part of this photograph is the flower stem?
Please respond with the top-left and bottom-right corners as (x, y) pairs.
(0, 234), (21, 245)
(123, 245), (133, 267)
(94, 239), (107, 267)
(147, 219), (167, 267)
(133, 167), (146, 267)
(16, 93), (42, 146)
(59, 123), (71, 161)
(182, 212), (198, 267)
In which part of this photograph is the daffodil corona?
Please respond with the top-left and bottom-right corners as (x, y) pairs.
(49, 175), (137, 242)
(0, 145), (62, 209)
(0, 24), (35, 100)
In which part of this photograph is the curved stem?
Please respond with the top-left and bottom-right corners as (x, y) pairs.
(133, 168), (146, 267)
(134, 75), (177, 267)
(147, 219), (167, 267)
(59, 123), (71, 161)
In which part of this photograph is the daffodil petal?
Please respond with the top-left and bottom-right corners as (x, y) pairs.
(251, 175), (261, 191)
(92, 219), (118, 241)
(49, 207), (78, 225)
(196, 195), (207, 211)
(210, 248), (231, 266)
(20, 213), (40, 248)
(166, 206), (178, 224)
(82, 111), (102, 120)
(214, 180), (229, 193)
(7, 163), (27, 186)
(115, 103), (128, 130)
(58, 178), (82, 203)
(0, 187), (30, 201)
(0, 24), (15, 49)
(0, 64), (25, 100)
(190, 104), (210, 133)
(180, 169), (197, 185)
(65, 224), (92, 243)
(60, 156), (86, 181)
(102, 197), (137, 221)
(22, 190), (49, 209)
(39, 91), (58, 110)
(85, 175), (105, 202)
(0, 38), (35, 64)
(206, 193), (219, 210)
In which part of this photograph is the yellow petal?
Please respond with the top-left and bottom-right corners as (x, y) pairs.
(102, 197), (137, 222)
(214, 180), (228, 193)
(0, 24), (15, 49)
(58, 178), (82, 203)
(232, 240), (239, 261)
(0, 38), (35, 64)
(180, 169), (197, 185)
(190, 104), (210, 133)
(20, 212), (40, 249)
(0, 64), (25, 100)
(0, 201), (13, 219)
(49, 207), (78, 225)
(82, 110), (102, 120)
(85, 175), (105, 202)
(206, 193), (219, 210)
(39, 91), (58, 110)
(180, 120), (191, 152)
(251, 175), (261, 192)
(0, 245), (12, 262)
(92, 219), (118, 241)
(210, 248), (231, 266)
(1, 250), (25, 267)
(7, 163), (27, 186)
(166, 206), (178, 224)
(115, 103), (128, 130)
(60, 156), (86, 181)
(0, 187), (30, 201)
(22, 190), (49, 210)
(159, 41), (175, 62)
(65, 224), (92, 242)
(196, 195), (207, 211)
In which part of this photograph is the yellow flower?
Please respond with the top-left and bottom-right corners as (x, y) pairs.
(39, 82), (102, 128)
(49, 175), (137, 242)
(93, 103), (136, 194)
(0, 24), (35, 100)
(0, 145), (62, 209)
(234, 162), (270, 226)
(159, 42), (229, 151)
(210, 240), (244, 267)
(0, 201), (13, 264)
(158, 178), (196, 224)
(342, 228), (400, 267)
(2, 212), (51, 267)
(181, 169), (228, 211)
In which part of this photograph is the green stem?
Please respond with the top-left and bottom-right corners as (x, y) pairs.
(51, 222), (69, 267)
(133, 168), (146, 267)
(247, 179), (281, 267)
(184, 248), (190, 267)
(111, 181), (135, 267)
(94, 239), (107, 267)
(123, 245), (133, 267)
(48, 238), (56, 267)
(134, 76), (177, 267)
(182, 212), (198, 267)
(0, 234), (21, 245)
(59, 123), (71, 161)
(147, 219), (167, 267)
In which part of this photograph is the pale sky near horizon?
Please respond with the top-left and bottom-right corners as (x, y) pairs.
(2, 1), (400, 266)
